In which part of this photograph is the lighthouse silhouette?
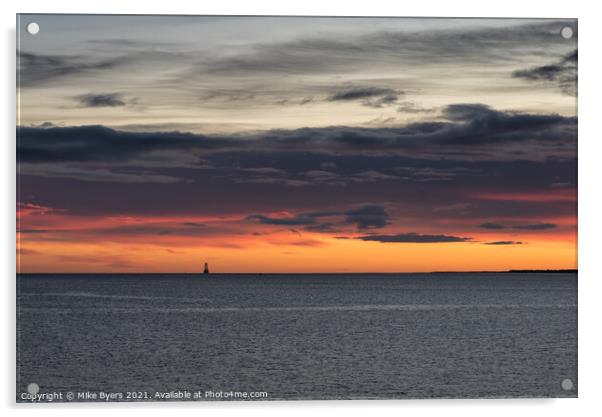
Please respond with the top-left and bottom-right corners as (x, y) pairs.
(203, 262), (209, 274)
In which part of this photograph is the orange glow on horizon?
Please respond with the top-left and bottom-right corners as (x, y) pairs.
(17, 217), (577, 274)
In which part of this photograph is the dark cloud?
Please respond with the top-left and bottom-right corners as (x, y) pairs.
(329, 87), (397, 101)
(344, 205), (389, 229)
(438, 104), (574, 146)
(564, 49), (578, 63)
(479, 222), (507, 229)
(75, 93), (126, 107)
(17, 150), (576, 220)
(514, 223), (557, 230)
(514, 63), (570, 81)
(246, 213), (319, 226)
(327, 87), (402, 108)
(266, 103), (576, 154)
(483, 241), (524, 245)
(479, 222), (556, 230)
(16, 104), (576, 223)
(18, 104), (576, 165)
(512, 49), (577, 96)
(357, 233), (471, 243)
(247, 205), (389, 231)
(17, 125), (236, 163)
(17, 51), (129, 88)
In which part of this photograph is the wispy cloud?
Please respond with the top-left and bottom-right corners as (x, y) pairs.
(478, 222), (556, 230)
(74, 93), (127, 108)
(17, 51), (130, 87)
(199, 21), (575, 77)
(483, 241), (524, 245)
(357, 233), (471, 243)
(514, 223), (557, 230)
(512, 50), (577, 96)
(327, 87), (403, 108)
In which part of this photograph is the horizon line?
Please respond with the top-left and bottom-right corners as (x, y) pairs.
(16, 269), (578, 275)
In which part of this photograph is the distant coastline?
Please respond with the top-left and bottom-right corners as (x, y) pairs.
(507, 269), (578, 274)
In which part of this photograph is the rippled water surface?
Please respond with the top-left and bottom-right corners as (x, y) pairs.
(17, 273), (577, 400)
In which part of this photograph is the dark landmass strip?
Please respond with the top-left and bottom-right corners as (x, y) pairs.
(508, 269), (577, 274)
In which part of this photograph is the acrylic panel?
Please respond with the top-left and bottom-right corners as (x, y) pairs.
(16, 15), (577, 402)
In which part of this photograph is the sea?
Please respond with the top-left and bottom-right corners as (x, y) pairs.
(16, 273), (577, 401)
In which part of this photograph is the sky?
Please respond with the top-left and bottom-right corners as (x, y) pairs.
(16, 15), (577, 273)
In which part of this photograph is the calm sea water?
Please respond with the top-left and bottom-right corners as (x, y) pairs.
(17, 273), (577, 401)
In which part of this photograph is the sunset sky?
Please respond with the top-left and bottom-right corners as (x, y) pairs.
(17, 15), (577, 273)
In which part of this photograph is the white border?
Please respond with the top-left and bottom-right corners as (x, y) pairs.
(2, 1), (600, 416)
